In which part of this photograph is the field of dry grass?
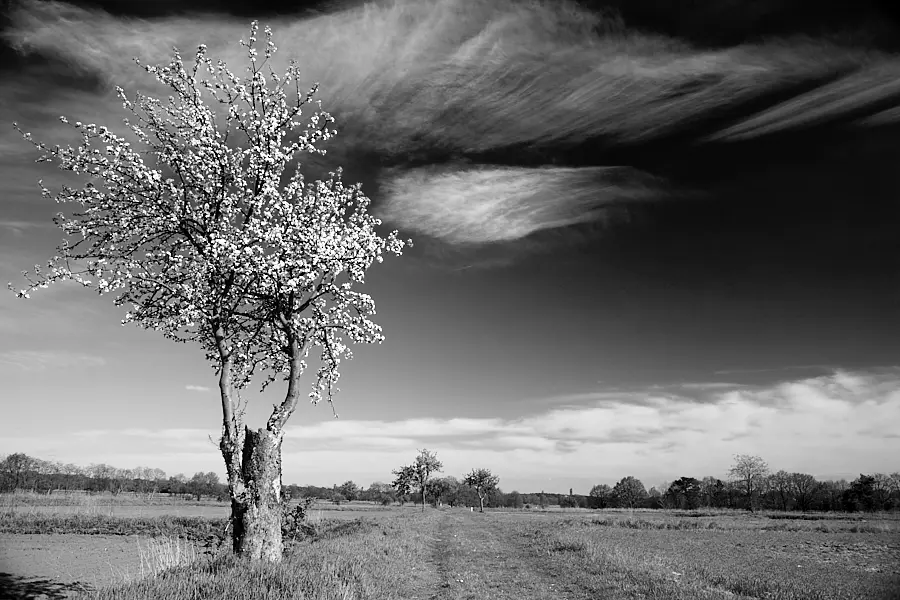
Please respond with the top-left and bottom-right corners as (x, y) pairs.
(1, 501), (898, 599)
(0, 492), (413, 521)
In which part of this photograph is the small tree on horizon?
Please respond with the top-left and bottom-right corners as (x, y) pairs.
(337, 480), (359, 502)
(612, 476), (648, 509)
(666, 476), (702, 510)
(588, 483), (613, 509)
(729, 454), (769, 512)
(391, 465), (415, 506)
(789, 472), (820, 512)
(10, 23), (408, 562)
(463, 468), (500, 512)
(393, 449), (442, 512)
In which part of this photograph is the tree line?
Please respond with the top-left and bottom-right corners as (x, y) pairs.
(586, 455), (900, 513)
(3, 451), (897, 514)
(0, 452), (221, 501)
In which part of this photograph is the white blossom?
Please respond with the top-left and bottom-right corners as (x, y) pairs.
(11, 21), (410, 413)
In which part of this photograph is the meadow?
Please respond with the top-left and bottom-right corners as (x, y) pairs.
(1, 495), (898, 599)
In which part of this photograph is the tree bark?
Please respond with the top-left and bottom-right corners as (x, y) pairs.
(229, 426), (284, 562)
(479, 495), (485, 512)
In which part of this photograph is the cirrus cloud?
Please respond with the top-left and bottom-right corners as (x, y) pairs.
(0, 350), (106, 371)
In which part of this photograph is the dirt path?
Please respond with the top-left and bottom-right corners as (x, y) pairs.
(426, 510), (615, 600)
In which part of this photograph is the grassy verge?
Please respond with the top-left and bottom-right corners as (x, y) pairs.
(78, 512), (440, 600)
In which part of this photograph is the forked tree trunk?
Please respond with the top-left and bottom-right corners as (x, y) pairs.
(229, 426), (284, 561)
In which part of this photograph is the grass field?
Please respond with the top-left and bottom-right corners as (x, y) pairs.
(0, 492), (412, 520)
(1, 501), (898, 599)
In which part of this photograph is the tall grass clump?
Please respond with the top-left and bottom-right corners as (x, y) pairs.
(135, 536), (199, 579)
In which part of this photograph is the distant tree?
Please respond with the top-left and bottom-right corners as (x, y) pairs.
(436, 476), (461, 507)
(588, 484), (614, 509)
(110, 468), (131, 496)
(889, 473), (900, 507)
(505, 490), (524, 509)
(558, 495), (579, 508)
(189, 471), (220, 501)
(612, 476), (648, 509)
(364, 481), (396, 505)
(819, 479), (849, 512)
(844, 474), (883, 512)
(700, 476), (726, 508)
(0, 453), (34, 492)
(788, 473), (819, 512)
(367, 481), (392, 495)
(337, 480), (359, 502)
(652, 480), (675, 508)
(282, 484), (301, 501)
(88, 464), (117, 493)
(463, 468), (500, 513)
(871, 474), (894, 511)
(728, 454), (769, 512)
(425, 477), (450, 506)
(11, 23), (408, 562)
(391, 465), (415, 506)
(667, 477), (702, 510)
(393, 449), (443, 512)
(411, 449), (443, 512)
(768, 470), (794, 511)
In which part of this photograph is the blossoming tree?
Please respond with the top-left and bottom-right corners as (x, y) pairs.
(10, 23), (408, 562)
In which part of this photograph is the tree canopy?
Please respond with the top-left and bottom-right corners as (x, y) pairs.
(463, 468), (500, 512)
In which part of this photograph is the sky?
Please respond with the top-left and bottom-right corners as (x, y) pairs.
(1, 0), (899, 495)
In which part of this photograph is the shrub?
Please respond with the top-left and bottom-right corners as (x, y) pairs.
(282, 496), (319, 541)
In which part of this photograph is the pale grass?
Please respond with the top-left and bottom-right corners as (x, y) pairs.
(135, 536), (199, 579)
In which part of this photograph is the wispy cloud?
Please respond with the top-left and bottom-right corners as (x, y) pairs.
(0, 350), (106, 371)
(185, 385), (211, 392)
(0, 220), (47, 235)
(378, 165), (659, 244)
(4, 0), (900, 256)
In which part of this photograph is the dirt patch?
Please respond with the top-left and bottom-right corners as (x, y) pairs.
(0, 533), (180, 598)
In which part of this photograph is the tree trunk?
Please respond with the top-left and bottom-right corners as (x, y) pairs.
(229, 426), (284, 562)
(479, 495), (485, 512)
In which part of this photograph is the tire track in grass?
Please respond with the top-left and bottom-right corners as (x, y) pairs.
(428, 510), (619, 600)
